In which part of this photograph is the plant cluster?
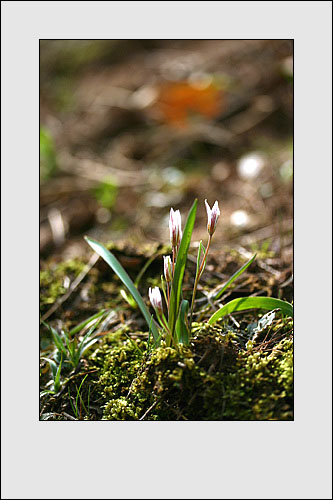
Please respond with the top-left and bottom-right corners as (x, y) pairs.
(41, 310), (108, 395)
(85, 198), (293, 348)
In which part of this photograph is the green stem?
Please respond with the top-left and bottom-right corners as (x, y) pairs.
(167, 282), (170, 312)
(172, 246), (176, 277)
(189, 235), (212, 331)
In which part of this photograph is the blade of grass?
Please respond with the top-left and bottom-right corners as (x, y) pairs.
(68, 309), (107, 336)
(208, 296), (293, 325)
(123, 332), (143, 354)
(75, 374), (89, 417)
(120, 289), (138, 309)
(54, 355), (62, 393)
(79, 338), (100, 358)
(43, 322), (67, 357)
(212, 254), (256, 300)
(196, 240), (204, 272)
(160, 275), (168, 306)
(76, 317), (105, 361)
(168, 199), (197, 335)
(64, 334), (76, 366)
(87, 384), (91, 416)
(175, 299), (190, 345)
(147, 316), (153, 353)
(84, 236), (160, 342)
(78, 315), (104, 349)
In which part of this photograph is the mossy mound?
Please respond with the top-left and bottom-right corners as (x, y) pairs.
(89, 325), (293, 421)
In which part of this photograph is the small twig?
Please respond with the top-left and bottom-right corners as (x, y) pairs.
(139, 398), (161, 421)
(62, 412), (77, 421)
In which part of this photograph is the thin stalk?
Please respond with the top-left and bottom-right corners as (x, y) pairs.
(160, 311), (174, 347)
(156, 311), (172, 337)
(189, 234), (212, 330)
(172, 246), (176, 277)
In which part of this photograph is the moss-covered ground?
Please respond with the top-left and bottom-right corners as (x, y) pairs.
(40, 249), (293, 421)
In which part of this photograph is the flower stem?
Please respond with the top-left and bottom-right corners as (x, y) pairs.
(172, 246), (176, 277)
(189, 234), (212, 331)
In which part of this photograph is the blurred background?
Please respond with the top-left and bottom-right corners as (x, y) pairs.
(40, 39), (293, 271)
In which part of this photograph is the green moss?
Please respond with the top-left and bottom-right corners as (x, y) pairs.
(40, 259), (85, 311)
(89, 324), (293, 421)
(221, 338), (293, 420)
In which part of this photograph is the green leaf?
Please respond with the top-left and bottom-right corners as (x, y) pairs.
(54, 355), (63, 393)
(120, 289), (138, 309)
(75, 374), (89, 416)
(79, 315), (103, 347)
(40, 391), (55, 398)
(84, 236), (160, 342)
(208, 296), (293, 325)
(168, 199), (197, 335)
(175, 299), (190, 345)
(160, 275), (168, 306)
(79, 338), (100, 358)
(43, 322), (67, 356)
(196, 240), (204, 271)
(147, 316), (153, 353)
(68, 309), (107, 336)
(64, 333), (75, 364)
(212, 254), (256, 300)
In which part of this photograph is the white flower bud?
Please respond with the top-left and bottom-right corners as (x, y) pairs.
(148, 286), (163, 314)
(205, 199), (220, 236)
(169, 208), (182, 247)
(163, 255), (172, 282)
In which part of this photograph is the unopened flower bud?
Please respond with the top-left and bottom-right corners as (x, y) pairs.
(169, 208), (182, 247)
(163, 255), (172, 282)
(205, 199), (220, 236)
(148, 286), (163, 314)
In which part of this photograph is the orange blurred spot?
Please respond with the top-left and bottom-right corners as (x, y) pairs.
(153, 80), (223, 128)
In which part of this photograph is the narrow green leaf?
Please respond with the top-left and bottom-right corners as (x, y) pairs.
(175, 299), (190, 345)
(54, 355), (62, 393)
(208, 296), (293, 325)
(169, 199), (198, 334)
(212, 254), (256, 300)
(196, 240), (204, 271)
(68, 309), (106, 336)
(120, 289), (138, 309)
(76, 317), (103, 363)
(84, 236), (160, 342)
(147, 316), (153, 353)
(78, 315), (104, 350)
(64, 334), (74, 364)
(160, 275), (168, 306)
(198, 240), (206, 277)
(40, 391), (55, 397)
(75, 374), (89, 417)
(79, 338), (100, 358)
(43, 322), (67, 356)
